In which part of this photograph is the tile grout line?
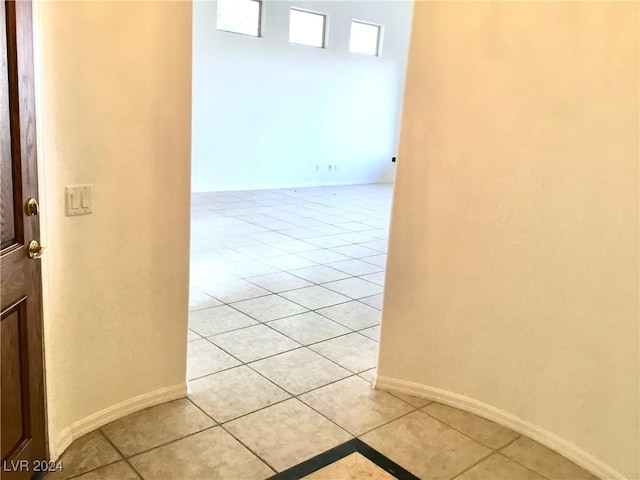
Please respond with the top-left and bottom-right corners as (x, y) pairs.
(191, 333), (375, 385)
(444, 433), (551, 480)
(189, 341), (413, 465)
(244, 356), (382, 403)
(202, 369), (370, 459)
(188, 371), (425, 468)
(447, 449), (496, 480)
(192, 277), (382, 338)
(193, 285), (380, 371)
(447, 440), (517, 480)
(190, 291), (381, 383)
(96, 429), (146, 480)
(495, 437), (553, 480)
(216, 424), (279, 476)
(230, 215), (385, 243)
(385, 393), (433, 410)
(194, 327), (376, 384)
(114, 424), (219, 468)
(198, 327), (370, 387)
(354, 408), (423, 439)
(242, 310), (380, 344)
(417, 409), (520, 455)
(193, 262), (385, 310)
(183, 397), (280, 475)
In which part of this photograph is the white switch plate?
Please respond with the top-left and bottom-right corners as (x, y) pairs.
(65, 184), (93, 216)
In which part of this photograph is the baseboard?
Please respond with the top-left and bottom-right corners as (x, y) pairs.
(191, 179), (393, 193)
(52, 382), (187, 460)
(374, 375), (625, 480)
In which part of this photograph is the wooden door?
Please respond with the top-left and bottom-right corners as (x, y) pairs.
(1, 1), (47, 478)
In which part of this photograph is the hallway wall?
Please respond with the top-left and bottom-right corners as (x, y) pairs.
(378, 2), (639, 479)
(191, 1), (413, 192)
(35, 1), (192, 457)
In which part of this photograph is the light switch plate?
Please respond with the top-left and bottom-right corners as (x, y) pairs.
(65, 185), (93, 216)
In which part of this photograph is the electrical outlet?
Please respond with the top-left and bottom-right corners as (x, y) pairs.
(315, 165), (320, 172)
(333, 164), (338, 171)
(328, 165), (333, 171)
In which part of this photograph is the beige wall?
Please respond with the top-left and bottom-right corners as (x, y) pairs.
(379, 2), (639, 478)
(35, 1), (192, 456)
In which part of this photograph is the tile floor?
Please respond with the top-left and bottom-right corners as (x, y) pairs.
(51, 185), (598, 480)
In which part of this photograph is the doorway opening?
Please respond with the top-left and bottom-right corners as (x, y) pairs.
(186, 0), (412, 430)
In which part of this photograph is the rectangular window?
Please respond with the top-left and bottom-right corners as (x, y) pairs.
(289, 9), (326, 48)
(349, 20), (382, 56)
(217, 0), (262, 37)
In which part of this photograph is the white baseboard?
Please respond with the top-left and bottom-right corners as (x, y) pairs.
(191, 179), (394, 193)
(52, 382), (187, 460)
(374, 375), (625, 480)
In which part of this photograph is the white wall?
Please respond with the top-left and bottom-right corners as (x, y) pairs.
(35, 1), (192, 458)
(192, 0), (412, 192)
(378, 2), (639, 479)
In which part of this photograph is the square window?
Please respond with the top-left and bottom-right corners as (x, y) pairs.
(217, 0), (262, 37)
(289, 9), (326, 48)
(349, 21), (381, 56)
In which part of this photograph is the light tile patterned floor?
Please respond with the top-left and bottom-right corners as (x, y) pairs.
(51, 185), (598, 480)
